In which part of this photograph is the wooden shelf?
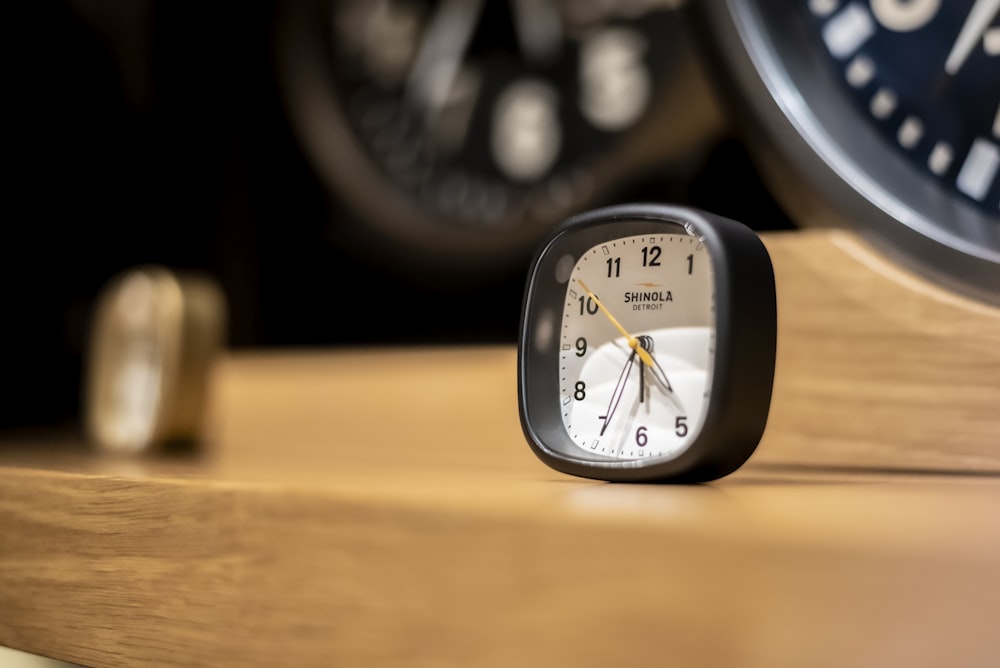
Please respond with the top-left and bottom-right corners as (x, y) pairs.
(2, 230), (1000, 667)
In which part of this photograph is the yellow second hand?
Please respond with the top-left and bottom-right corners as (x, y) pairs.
(577, 279), (653, 367)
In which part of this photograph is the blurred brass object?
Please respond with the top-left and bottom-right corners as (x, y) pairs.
(85, 266), (226, 454)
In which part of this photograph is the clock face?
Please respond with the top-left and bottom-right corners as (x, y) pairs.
(807, 0), (1000, 212)
(559, 232), (715, 461)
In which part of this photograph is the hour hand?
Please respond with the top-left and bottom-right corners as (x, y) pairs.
(636, 335), (685, 413)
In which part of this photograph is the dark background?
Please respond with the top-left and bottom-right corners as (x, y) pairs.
(1, 0), (794, 428)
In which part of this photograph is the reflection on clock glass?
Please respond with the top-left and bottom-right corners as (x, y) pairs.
(559, 232), (716, 461)
(327, 0), (678, 228)
(806, 0), (1000, 212)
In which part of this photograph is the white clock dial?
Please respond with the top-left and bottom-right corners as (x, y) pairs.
(559, 232), (715, 461)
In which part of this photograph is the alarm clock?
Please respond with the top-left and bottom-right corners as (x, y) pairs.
(691, 0), (1000, 304)
(518, 204), (776, 483)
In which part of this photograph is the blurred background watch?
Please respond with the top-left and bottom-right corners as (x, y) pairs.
(273, 0), (726, 278)
(691, 0), (1000, 304)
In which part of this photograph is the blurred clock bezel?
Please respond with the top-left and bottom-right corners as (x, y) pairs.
(693, 0), (1000, 305)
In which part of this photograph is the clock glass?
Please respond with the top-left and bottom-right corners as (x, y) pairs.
(559, 231), (714, 461)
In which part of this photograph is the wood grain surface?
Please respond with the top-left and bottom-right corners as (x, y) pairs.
(2, 229), (1000, 667)
(762, 229), (1000, 470)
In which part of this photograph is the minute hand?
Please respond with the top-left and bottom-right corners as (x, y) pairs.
(576, 279), (653, 368)
(598, 348), (637, 436)
(405, 0), (484, 122)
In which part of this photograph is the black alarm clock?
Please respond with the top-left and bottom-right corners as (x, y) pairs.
(518, 204), (776, 483)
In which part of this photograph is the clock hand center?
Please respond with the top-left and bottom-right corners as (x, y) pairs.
(576, 279), (653, 367)
(944, 0), (1000, 75)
